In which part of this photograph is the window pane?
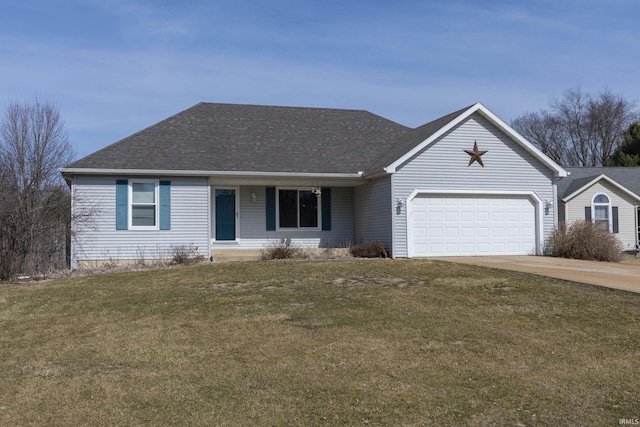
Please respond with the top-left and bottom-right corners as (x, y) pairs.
(132, 205), (156, 226)
(594, 194), (609, 204)
(279, 190), (298, 228)
(299, 190), (318, 227)
(594, 205), (608, 220)
(132, 182), (155, 203)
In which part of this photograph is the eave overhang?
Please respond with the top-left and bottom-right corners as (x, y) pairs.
(60, 168), (367, 187)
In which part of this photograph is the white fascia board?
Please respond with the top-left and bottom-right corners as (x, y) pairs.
(60, 168), (364, 179)
(384, 102), (568, 178)
(562, 174), (640, 203)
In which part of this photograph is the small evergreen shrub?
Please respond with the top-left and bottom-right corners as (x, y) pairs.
(350, 241), (388, 258)
(545, 221), (623, 262)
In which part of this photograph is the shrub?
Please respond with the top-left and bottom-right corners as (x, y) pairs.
(545, 221), (624, 262)
(171, 245), (205, 265)
(350, 241), (388, 258)
(260, 238), (306, 260)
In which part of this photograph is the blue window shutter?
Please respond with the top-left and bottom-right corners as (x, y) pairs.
(612, 206), (619, 233)
(585, 207), (591, 221)
(266, 187), (276, 231)
(116, 180), (128, 230)
(159, 181), (171, 230)
(321, 187), (331, 231)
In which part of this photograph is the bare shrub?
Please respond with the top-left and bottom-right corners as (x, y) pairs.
(350, 241), (388, 258)
(546, 221), (624, 262)
(171, 245), (204, 265)
(260, 238), (306, 260)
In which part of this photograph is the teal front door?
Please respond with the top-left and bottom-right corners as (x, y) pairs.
(215, 189), (236, 241)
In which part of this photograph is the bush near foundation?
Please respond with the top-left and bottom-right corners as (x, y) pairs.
(350, 241), (388, 258)
(260, 238), (306, 260)
(546, 221), (623, 262)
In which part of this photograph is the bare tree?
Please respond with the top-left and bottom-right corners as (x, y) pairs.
(512, 87), (639, 166)
(0, 99), (74, 280)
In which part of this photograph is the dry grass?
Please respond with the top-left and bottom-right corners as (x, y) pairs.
(1, 259), (639, 426)
(621, 253), (640, 265)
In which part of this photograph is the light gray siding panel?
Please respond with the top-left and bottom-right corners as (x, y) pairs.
(392, 113), (556, 257)
(231, 186), (355, 249)
(354, 177), (393, 254)
(72, 176), (210, 265)
(565, 181), (638, 250)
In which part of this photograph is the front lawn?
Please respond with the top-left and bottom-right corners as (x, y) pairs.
(1, 259), (638, 425)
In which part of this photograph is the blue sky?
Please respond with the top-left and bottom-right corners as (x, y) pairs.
(1, 0), (639, 159)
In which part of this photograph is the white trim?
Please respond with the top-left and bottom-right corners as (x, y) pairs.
(636, 206), (640, 246)
(212, 186), (240, 242)
(552, 182), (559, 227)
(275, 187), (322, 231)
(405, 189), (544, 257)
(563, 174), (640, 203)
(390, 173), (396, 259)
(129, 179), (159, 230)
(591, 192), (613, 233)
(61, 168), (364, 179)
(384, 103), (568, 178)
(206, 177), (212, 258)
(70, 175), (78, 269)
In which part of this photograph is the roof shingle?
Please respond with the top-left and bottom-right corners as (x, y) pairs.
(559, 167), (640, 199)
(66, 103), (414, 175)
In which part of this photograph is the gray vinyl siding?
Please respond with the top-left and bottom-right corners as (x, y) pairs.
(71, 175), (210, 266)
(227, 186), (355, 249)
(354, 177), (393, 254)
(392, 113), (556, 257)
(565, 181), (638, 250)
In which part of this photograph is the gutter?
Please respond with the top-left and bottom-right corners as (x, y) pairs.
(60, 168), (365, 179)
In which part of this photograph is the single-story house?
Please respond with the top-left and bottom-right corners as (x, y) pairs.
(558, 167), (640, 251)
(61, 102), (569, 268)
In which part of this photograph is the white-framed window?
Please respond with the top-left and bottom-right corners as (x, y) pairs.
(130, 180), (159, 229)
(277, 188), (320, 229)
(592, 193), (611, 232)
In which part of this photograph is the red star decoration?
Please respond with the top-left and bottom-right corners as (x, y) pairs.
(464, 140), (488, 167)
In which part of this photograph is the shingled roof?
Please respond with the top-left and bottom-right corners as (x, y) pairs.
(66, 103), (416, 175)
(559, 167), (640, 200)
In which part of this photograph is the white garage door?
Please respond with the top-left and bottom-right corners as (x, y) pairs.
(410, 195), (537, 257)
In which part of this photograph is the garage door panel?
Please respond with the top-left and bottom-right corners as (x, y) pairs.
(461, 227), (474, 237)
(429, 211), (442, 221)
(411, 195), (537, 257)
(429, 228), (443, 237)
(492, 227), (505, 237)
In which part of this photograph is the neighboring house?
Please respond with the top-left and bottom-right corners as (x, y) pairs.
(61, 102), (568, 268)
(558, 167), (640, 251)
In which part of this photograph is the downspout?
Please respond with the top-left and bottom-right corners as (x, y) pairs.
(552, 182), (559, 227)
(636, 204), (639, 248)
(70, 175), (77, 270)
(390, 171), (396, 259)
(207, 176), (212, 260)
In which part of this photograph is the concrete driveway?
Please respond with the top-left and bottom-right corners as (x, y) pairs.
(434, 256), (640, 294)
